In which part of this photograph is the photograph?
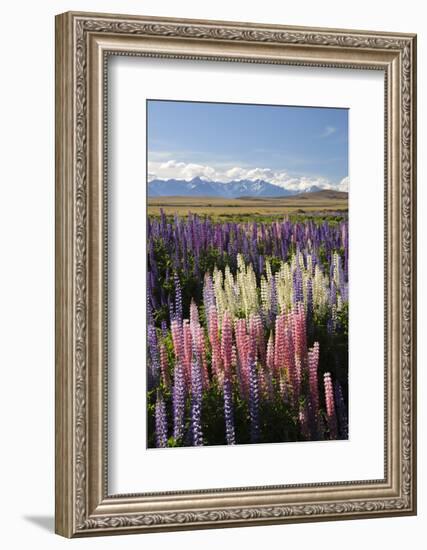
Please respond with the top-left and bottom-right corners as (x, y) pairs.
(146, 99), (349, 448)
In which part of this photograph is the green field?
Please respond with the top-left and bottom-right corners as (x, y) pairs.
(148, 191), (348, 222)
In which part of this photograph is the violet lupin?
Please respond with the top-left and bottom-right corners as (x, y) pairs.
(203, 274), (216, 329)
(329, 279), (337, 333)
(172, 360), (186, 441)
(147, 324), (160, 390)
(174, 272), (183, 323)
(292, 264), (304, 304)
(334, 379), (348, 439)
(223, 376), (236, 445)
(258, 254), (264, 278)
(161, 319), (168, 339)
(146, 281), (154, 325)
(248, 347), (260, 443)
(155, 391), (168, 448)
(190, 345), (204, 446)
(221, 310), (236, 444)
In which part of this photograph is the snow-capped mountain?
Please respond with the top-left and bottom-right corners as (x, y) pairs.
(148, 177), (296, 198)
(301, 185), (322, 194)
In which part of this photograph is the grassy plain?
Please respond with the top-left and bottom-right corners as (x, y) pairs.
(148, 191), (348, 222)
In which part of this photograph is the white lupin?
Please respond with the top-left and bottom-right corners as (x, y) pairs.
(211, 252), (347, 323)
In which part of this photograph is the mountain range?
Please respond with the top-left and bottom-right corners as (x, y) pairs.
(148, 177), (326, 199)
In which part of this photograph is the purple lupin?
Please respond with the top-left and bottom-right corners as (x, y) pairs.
(172, 361), (186, 441)
(147, 324), (160, 390)
(248, 350), (260, 443)
(174, 272), (183, 323)
(223, 376), (236, 445)
(190, 346), (204, 446)
(334, 380), (348, 439)
(155, 391), (168, 448)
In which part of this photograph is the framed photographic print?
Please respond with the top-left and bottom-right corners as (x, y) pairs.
(55, 11), (417, 537)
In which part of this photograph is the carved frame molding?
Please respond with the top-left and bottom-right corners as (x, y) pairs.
(55, 12), (416, 537)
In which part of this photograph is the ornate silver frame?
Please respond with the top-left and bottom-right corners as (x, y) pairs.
(55, 11), (417, 537)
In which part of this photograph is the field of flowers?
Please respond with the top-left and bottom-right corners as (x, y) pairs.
(147, 210), (349, 447)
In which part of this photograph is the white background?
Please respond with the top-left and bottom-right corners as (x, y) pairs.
(0, 1), (424, 548)
(109, 59), (384, 493)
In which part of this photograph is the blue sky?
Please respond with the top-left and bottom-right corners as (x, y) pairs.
(147, 100), (348, 192)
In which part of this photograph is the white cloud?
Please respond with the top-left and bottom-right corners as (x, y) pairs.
(148, 159), (348, 193)
(321, 126), (336, 138)
(337, 176), (349, 192)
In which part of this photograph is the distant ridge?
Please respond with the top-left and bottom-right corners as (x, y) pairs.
(147, 176), (331, 199)
(235, 190), (348, 201)
(289, 189), (348, 201)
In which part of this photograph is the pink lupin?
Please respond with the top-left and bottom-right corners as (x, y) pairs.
(196, 326), (209, 388)
(284, 319), (299, 407)
(323, 372), (338, 439)
(291, 303), (307, 376)
(274, 313), (286, 375)
(264, 333), (275, 399)
(249, 313), (265, 366)
(221, 311), (233, 379)
(189, 298), (199, 327)
(182, 320), (192, 387)
(235, 317), (250, 397)
(308, 341), (320, 437)
(170, 319), (184, 362)
(266, 333), (275, 374)
(207, 306), (222, 381)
